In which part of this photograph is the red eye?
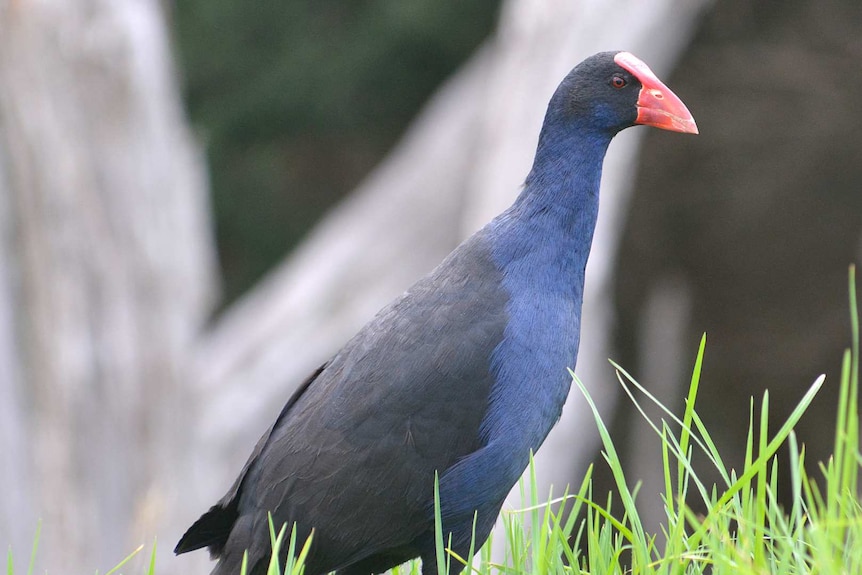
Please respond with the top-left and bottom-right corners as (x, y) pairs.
(611, 75), (627, 89)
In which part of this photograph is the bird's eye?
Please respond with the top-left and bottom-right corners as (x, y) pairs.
(611, 75), (627, 89)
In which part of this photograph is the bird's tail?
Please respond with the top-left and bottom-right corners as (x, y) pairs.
(174, 502), (237, 557)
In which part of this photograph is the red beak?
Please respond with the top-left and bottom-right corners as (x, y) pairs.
(614, 52), (698, 134)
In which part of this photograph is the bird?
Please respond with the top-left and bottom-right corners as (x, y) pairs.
(175, 51), (697, 575)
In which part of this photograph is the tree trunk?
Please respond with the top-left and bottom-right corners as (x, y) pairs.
(0, 1), (215, 571)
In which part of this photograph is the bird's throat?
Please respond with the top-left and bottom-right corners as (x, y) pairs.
(509, 128), (612, 269)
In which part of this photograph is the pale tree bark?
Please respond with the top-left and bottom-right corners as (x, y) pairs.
(0, 0), (215, 572)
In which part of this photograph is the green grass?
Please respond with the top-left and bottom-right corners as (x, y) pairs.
(5, 526), (158, 575)
(9, 267), (862, 574)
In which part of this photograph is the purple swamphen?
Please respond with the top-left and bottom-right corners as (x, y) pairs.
(175, 51), (697, 575)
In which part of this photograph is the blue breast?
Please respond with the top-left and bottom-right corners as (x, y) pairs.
(480, 127), (610, 490)
(433, 114), (616, 527)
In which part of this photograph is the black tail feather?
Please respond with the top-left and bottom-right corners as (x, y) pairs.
(174, 502), (237, 557)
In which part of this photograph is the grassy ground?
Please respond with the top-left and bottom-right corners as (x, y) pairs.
(9, 270), (862, 574)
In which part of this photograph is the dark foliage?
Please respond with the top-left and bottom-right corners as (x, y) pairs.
(171, 1), (500, 304)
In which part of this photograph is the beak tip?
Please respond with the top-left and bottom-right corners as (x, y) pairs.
(682, 119), (699, 135)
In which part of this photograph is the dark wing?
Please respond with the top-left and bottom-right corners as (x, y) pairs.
(174, 362), (329, 556)
(179, 233), (508, 574)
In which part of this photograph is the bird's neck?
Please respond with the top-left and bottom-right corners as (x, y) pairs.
(495, 127), (613, 273)
(477, 128), (614, 480)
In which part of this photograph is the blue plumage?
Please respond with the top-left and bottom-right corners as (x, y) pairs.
(176, 51), (697, 575)
(436, 88), (613, 545)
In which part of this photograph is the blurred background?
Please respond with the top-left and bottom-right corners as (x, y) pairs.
(172, 0), (500, 306)
(1, 0), (860, 573)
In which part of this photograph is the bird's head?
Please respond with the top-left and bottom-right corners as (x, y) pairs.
(547, 51), (698, 137)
